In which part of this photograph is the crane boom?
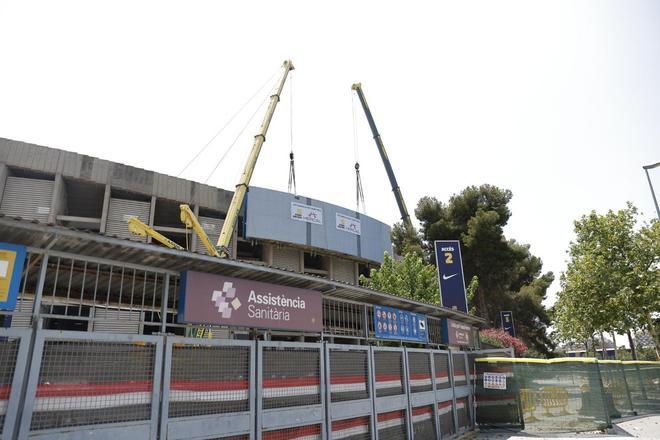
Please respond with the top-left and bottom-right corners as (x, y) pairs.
(127, 217), (185, 250)
(179, 204), (221, 257)
(216, 60), (295, 256)
(351, 83), (412, 227)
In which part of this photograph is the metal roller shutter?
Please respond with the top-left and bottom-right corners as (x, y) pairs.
(333, 258), (355, 284)
(0, 177), (54, 222)
(272, 247), (300, 272)
(196, 216), (233, 257)
(91, 308), (142, 334)
(106, 198), (151, 241)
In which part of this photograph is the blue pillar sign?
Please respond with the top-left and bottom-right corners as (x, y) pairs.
(500, 310), (516, 337)
(0, 242), (27, 311)
(434, 240), (468, 313)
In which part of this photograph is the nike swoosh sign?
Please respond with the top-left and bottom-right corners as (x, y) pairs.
(442, 273), (458, 280)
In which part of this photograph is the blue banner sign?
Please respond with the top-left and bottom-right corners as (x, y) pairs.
(434, 240), (468, 313)
(373, 305), (428, 342)
(0, 242), (27, 311)
(500, 310), (516, 337)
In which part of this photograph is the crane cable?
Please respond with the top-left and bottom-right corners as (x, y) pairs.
(203, 92), (270, 184)
(352, 93), (366, 213)
(177, 70), (278, 177)
(287, 71), (297, 195)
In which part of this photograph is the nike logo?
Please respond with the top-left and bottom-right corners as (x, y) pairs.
(442, 273), (458, 280)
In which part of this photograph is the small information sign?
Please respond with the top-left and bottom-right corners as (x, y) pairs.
(483, 372), (507, 390)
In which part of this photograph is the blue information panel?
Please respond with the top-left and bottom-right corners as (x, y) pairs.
(0, 242), (27, 311)
(374, 305), (428, 342)
(434, 240), (468, 313)
(500, 311), (516, 337)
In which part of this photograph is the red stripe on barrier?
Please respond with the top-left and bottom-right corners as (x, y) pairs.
(332, 416), (370, 431)
(377, 410), (404, 422)
(262, 377), (319, 388)
(435, 371), (449, 378)
(263, 424), (320, 440)
(375, 374), (401, 382)
(0, 386), (10, 400)
(438, 401), (453, 409)
(170, 379), (248, 391)
(412, 406), (433, 416)
(330, 375), (367, 385)
(409, 373), (431, 380)
(35, 381), (153, 397)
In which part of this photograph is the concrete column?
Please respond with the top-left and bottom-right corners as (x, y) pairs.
(48, 174), (65, 224)
(327, 257), (334, 280)
(299, 250), (305, 273)
(147, 196), (156, 244)
(0, 163), (8, 204)
(190, 205), (199, 252)
(99, 184), (111, 234)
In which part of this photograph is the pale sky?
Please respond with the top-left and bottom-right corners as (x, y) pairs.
(1, 1), (659, 306)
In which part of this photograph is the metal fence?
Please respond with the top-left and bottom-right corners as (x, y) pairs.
(474, 357), (660, 434)
(2, 331), (497, 439)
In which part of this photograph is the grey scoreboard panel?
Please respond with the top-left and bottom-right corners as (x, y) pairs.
(244, 187), (392, 263)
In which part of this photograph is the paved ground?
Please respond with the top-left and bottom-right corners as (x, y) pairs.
(472, 415), (660, 439)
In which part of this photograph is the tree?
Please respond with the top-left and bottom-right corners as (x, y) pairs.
(554, 204), (659, 359)
(391, 222), (424, 258)
(414, 185), (554, 355)
(360, 252), (439, 304)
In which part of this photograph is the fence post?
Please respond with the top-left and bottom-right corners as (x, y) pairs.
(160, 273), (170, 333)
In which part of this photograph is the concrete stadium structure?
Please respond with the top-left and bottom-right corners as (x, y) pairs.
(0, 138), (503, 440)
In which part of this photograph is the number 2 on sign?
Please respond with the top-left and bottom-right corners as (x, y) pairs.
(444, 252), (453, 264)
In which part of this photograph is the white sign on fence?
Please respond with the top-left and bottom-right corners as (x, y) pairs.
(291, 202), (323, 225)
(483, 372), (507, 390)
(336, 213), (361, 235)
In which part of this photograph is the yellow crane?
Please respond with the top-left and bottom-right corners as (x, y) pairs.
(215, 59), (294, 256)
(127, 217), (185, 250)
(126, 60), (294, 258)
(179, 204), (220, 257)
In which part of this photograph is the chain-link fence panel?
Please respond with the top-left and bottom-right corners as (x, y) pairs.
(433, 352), (451, 390)
(474, 359), (518, 428)
(407, 352), (433, 393)
(452, 353), (467, 386)
(0, 337), (20, 436)
(18, 331), (162, 440)
(411, 405), (436, 439)
(330, 416), (371, 440)
(437, 401), (454, 438)
(376, 409), (407, 440)
(456, 397), (471, 431)
(262, 423), (322, 440)
(329, 348), (370, 402)
(29, 340), (156, 430)
(475, 357), (611, 433)
(262, 346), (321, 410)
(0, 328), (31, 440)
(168, 344), (250, 417)
(373, 350), (404, 397)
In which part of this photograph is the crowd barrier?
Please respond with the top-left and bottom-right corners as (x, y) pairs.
(0, 328), (514, 439)
(474, 357), (660, 433)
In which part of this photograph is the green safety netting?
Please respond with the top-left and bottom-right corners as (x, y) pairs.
(473, 358), (660, 433)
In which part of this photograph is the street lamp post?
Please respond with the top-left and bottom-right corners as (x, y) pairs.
(643, 162), (660, 219)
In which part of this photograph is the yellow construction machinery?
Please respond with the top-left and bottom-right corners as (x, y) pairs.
(215, 60), (294, 256)
(179, 204), (220, 257)
(126, 60), (294, 258)
(127, 217), (185, 250)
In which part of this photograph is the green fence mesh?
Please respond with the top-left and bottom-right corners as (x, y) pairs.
(622, 361), (660, 414)
(474, 358), (660, 434)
